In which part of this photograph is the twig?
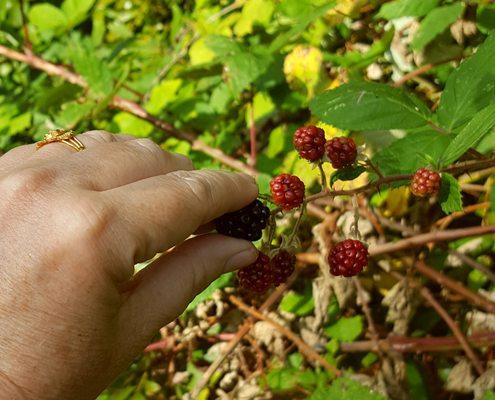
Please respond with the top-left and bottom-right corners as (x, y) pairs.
(0, 44), (258, 176)
(18, 0), (32, 55)
(392, 56), (461, 88)
(297, 225), (495, 263)
(318, 162), (327, 190)
(340, 332), (495, 353)
(190, 272), (298, 398)
(435, 202), (489, 229)
(229, 295), (341, 376)
(416, 261), (495, 314)
(418, 286), (485, 375)
(353, 277), (382, 354)
(448, 249), (495, 284)
(370, 225), (495, 256)
(248, 101), (257, 168)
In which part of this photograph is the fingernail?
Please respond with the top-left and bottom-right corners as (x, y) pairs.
(226, 246), (259, 271)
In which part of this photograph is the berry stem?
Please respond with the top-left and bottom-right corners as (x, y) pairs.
(287, 202), (307, 246)
(365, 158), (384, 179)
(318, 162), (327, 190)
(262, 212), (278, 252)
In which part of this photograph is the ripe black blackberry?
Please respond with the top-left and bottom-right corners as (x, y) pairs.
(270, 250), (296, 286)
(293, 125), (326, 161)
(328, 239), (368, 277)
(214, 200), (270, 241)
(238, 252), (273, 293)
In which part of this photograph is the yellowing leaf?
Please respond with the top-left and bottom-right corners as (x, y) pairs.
(189, 37), (216, 66)
(146, 79), (182, 114)
(234, 0), (275, 37)
(284, 45), (324, 98)
(384, 187), (410, 217)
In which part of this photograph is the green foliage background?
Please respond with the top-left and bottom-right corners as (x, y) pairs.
(2, 0), (495, 398)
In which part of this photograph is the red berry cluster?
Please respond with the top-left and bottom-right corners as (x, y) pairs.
(270, 173), (305, 210)
(410, 168), (441, 197)
(293, 125), (358, 169)
(238, 250), (296, 293)
(329, 239), (369, 277)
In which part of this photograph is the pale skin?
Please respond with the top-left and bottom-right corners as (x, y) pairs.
(0, 131), (259, 399)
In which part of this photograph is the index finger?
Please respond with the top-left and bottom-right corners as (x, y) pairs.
(103, 170), (258, 262)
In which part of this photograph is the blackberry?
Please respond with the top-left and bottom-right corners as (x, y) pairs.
(270, 250), (296, 286)
(293, 125), (326, 162)
(329, 239), (368, 277)
(270, 174), (305, 211)
(410, 168), (441, 197)
(214, 200), (269, 241)
(238, 252), (273, 293)
(325, 137), (357, 169)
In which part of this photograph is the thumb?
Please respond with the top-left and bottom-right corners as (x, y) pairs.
(119, 234), (258, 344)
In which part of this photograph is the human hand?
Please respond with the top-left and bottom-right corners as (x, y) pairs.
(0, 131), (259, 399)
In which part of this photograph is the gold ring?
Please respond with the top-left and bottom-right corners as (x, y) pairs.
(36, 129), (85, 152)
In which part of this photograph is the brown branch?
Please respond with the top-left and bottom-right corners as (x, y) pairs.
(435, 202), (490, 229)
(0, 45), (258, 176)
(340, 332), (495, 353)
(392, 56), (461, 88)
(190, 272), (298, 398)
(296, 225), (495, 264)
(353, 277), (382, 354)
(248, 102), (257, 168)
(371, 225), (495, 256)
(448, 249), (495, 284)
(418, 285), (485, 375)
(416, 261), (495, 314)
(229, 295), (341, 376)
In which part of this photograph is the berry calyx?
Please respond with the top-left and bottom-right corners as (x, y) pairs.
(328, 239), (369, 277)
(270, 174), (305, 211)
(214, 200), (270, 241)
(293, 125), (326, 162)
(325, 137), (357, 169)
(410, 168), (441, 197)
(270, 250), (296, 286)
(237, 252), (273, 293)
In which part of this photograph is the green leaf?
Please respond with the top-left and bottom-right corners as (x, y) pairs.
(324, 316), (363, 342)
(308, 377), (386, 400)
(483, 391), (495, 400)
(67, 37), (113, 96)
(206, 36), (272, 96)
(372, 131), (452, 175)
(441, 103), (495, 165)
(310, 82), (432, 131)
(28, 4), (67, 31)
(411, 3), (464, 50)
(437, 34), (495, 131)
(377, 0), (439, 20)
(330, 166), (366, 188)
(279, 290), (315, 316)
(439, 173), (463, 214)
(185, 273), (233, 313)
(62, 0), (96, 28)
(406, 362), (429, 400)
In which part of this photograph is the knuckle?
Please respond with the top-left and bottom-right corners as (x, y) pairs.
(83, 130), (116, 143)
(0, 167), (57, 201)
(170, 171), (215, 206)
(67, 195), (115, 241)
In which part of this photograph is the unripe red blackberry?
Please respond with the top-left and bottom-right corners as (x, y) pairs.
(293, 125), (326, 162)
(325, 137), (357, 169)
(214, 200), (270, 241)
(410, 168), (441, 197)
(237, 252), (273, 293)
(328, 239), (368, 277)
(270, 250), (296, 286)
(270, 174), (305, 211)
